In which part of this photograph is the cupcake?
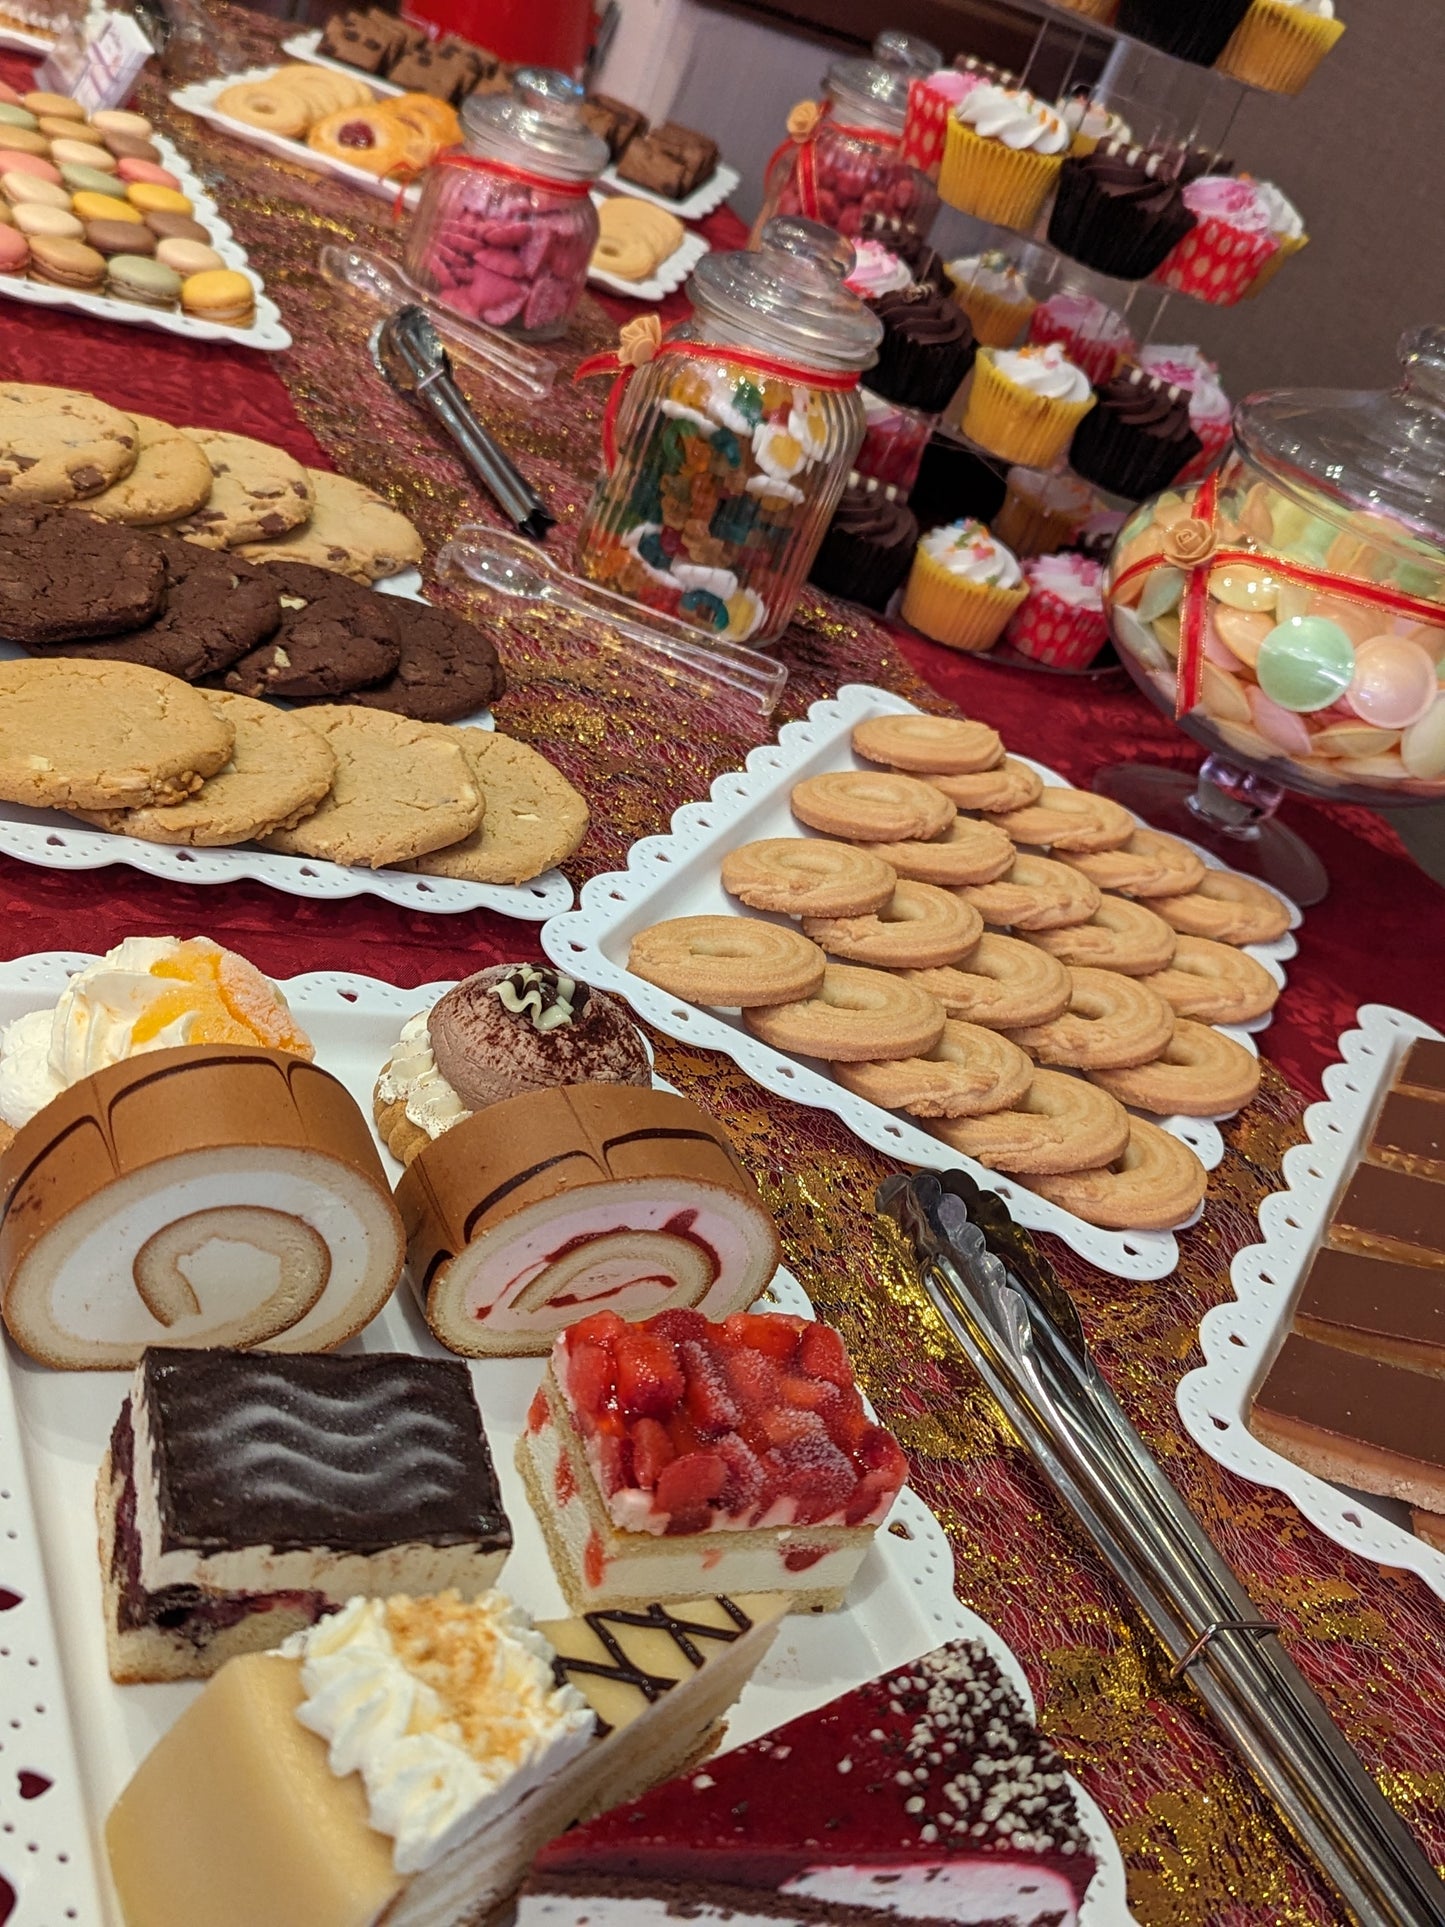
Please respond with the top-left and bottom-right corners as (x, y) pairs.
(901, 61), (1010, 178)
(1216, 0), (1345, 93)
(944, 250), (1036, 346)
(1027, 292), (1137, 387)
(1067, 366), (1203, 500)
(1058, 91), (1132, 156)
(1152, 174), (1279, 306)
(859, 212), (948, 291)
(1047, 142), (1196, 280)
(867, 284), (978, 412)
(993, 465), (1098, 558)
(939, 84), (1069, 228)
(900, 518), (1028, 652)
(1240, 178), (1308, 294)
(1004, 553), (1110, 668)
(1115, 0), (1254, 64)
(844, 238), (914, 301)
(856, 388), (935, 492)
(962, 342), (1095, 469)
(809, 471), (920, 612)
(907, 426), (1009, 533)
(373, 963), (651, 1166)
(1138, 343), (1233, 480)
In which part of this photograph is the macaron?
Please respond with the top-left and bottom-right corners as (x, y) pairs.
(144, 210), (208, 243)
(0, 104), (39, 131)
(154, 235), (221, 275)
(102, 132), (160, 163)
(180, 267), (254, 327)
(51, 136), (116, 170)
(2, 173), (70, 209)
(0, 127), (52, 158)
(92, 108), (153, 138)
(38, 115), (102, 144)
(72, 190), (140, 223)
(0, 79), (22, 108)
(0, 225), (28, 275)
(116, 157), (179, 189)
(126, 182), (192, 215)
(28, 235), (105, 290)
(13, 204), (83, 240)
(61, 163), (127, 199)
(86, 217), (154, 256)
(23, 92), (84, 120)
(0, 149), (60, 182)
(106, 252), (181, 309)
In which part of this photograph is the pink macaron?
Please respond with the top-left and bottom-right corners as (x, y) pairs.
(0, 225), (30, 274)
(0, 148), (60, 183)
(116, 156), (180, 189)
(0, 80), (22, 109)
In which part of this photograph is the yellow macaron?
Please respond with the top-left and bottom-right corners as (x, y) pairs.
(125, 182), (193, 215)
(180, 267), (254, 327)
(72, 190), (141, 223)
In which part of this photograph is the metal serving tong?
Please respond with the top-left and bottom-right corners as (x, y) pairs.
(879, 1169), (1445, 1927)
(373, 308), (553, 540)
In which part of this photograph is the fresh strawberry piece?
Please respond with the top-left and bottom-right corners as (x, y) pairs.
(779, 1373), (842, 1418)
(564, 1344), (614, 1431)
(630, 1415), (676, 1490)
(713, 1431), (766, 1516)
(720, 1312), (806, 1364)
(568, 1311), (626, 1352)
(845, 1463), (903, 1526)
(719, 1344), (782, 1414)
(799, 1321), (854, 1389)
(681, 1340), (741, 1438)
(613, 1331), (685, 1420)
(654, 1449), (729, 1519)
(649, 1308), (710, 1344)
(591, 1427), (628, 1496)
(743, 1404), (827, 1456)
(858, 1426), (909, 1483)
(762, 1433), (857, 1524)
(828, 1386), (872, 1452)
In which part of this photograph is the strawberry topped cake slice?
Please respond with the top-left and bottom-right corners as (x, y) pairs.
(517, 1636), (1097, 1926)
(517, 1308), (909, 1612)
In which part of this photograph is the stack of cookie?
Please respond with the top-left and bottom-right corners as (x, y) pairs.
(591, 196), (684, 283)
(626, 711), (1292, 1234)
(212, 63), (460, 183)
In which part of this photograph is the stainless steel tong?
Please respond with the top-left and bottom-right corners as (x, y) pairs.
(879, 1169), (1445, 1927)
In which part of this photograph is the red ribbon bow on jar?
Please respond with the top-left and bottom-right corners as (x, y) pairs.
(575, 317), (860, 471)
(763, 97), (899, 224)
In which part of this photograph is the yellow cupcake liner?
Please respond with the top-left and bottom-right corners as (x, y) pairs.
(901, 545), (1028, 653)
(962, 353), (1096, 469)
(1215, 1), (1345, 94)
(947, 278), (1036, 349)
(1053, 0), (1118, 16)
(1243, 229), (1309, 298)
(993, 489), (1093, 560)
(939, 118), (1064, 229)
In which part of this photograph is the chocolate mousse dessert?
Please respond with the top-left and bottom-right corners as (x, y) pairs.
(374, 962), (651, 1165)
(1068, 367), (1202, 500)
(866, 284), (977, 413)
(810, 471), (919, 612)
(1048, 140), (1196, 280)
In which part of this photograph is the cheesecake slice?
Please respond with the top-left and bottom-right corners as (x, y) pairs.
(518, 1636), (1097, 1926)
(517, 1307), (909, 1613)
(106, 1586), (786, 1927)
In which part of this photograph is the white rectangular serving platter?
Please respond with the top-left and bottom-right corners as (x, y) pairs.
(0, 124), (291, 349)
(587, 192), (708, 301)
(542, 683), (1299, 1283)
(599, 155), (739, 222)
(1178, 1003), (1445, 1601)
(282, 26), (407, 97)
(0, 957), (1131, 1926)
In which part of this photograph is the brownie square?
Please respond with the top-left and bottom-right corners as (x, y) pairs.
(582, 92), (647, 163)
(652, 119), (718, 176)
(617, 126), (717, 200)
(320, 6), (407, 74)
(388, 37), (477, 103)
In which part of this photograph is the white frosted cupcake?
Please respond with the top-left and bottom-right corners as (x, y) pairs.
(963, 342), (1095, 468)
(843, 239), (915, 301)
(939, 84), (1069, 227)
(901, 517), (1027, 651)
(1241, 178), (1309, 294)
(944, 248), (1036, 346)
(1216, 0), (1344, 94)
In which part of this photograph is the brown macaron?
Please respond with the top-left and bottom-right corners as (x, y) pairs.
(24, 91), (85, 120)
(103, 132), (162, 163)
(0, 126), (50, 158)
(86, 218), (156, 257)
(144, 210), (209, 243)
(38, 115), (103, 144)
(28, 235), (106, 290)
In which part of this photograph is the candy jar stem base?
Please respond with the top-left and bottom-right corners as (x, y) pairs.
(1093, 761), (1330, 906)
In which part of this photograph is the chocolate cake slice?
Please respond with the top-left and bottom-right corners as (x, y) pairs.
(98, 1347), (512, 1681)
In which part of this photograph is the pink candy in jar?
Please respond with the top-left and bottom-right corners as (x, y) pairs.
(404, 68), (606, 341)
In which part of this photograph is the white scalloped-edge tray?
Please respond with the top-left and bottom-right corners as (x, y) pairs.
(587, 194), (709, 301)
(598, 155), (739, 222)
(1178, 1003), (1445, 1601)
(0, 958), (1130, 1926)
(0, 125), (290, 350)
(542, 683), (1299, 1281)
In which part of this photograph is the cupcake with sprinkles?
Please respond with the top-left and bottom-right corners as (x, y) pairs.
(901, 516), (1027, 651)
(1005, 552), (1110, 669)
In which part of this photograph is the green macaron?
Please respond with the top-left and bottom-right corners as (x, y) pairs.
(0, 104), (38, 131)
(60, 163), (127, 199)
(105, 252), (181, 309)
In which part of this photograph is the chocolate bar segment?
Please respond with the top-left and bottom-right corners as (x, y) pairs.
(1295, 1244), (1445, 1376)
(1328, 1161), (1445, 1267)
(1395, 1037), (1445, 1100)
(1368, 1090), (1445, 1178)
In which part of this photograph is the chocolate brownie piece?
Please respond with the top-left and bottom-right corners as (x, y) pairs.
(582, 93), (647, 163)
(388, 36), (478, 102)
(319, 7), (407, 75)
(346, 600), (505, 722)
(223, 561), (400, 701)
(43, 540), (280, 680)
(0, 506), (166, 644)
(652, 120), (718, 176)
(618, 123), (717, 199)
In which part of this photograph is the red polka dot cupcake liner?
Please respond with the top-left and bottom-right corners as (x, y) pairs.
(1005, 588), (1110, 669)
(1025, 308), (1133, 388)
(902, 80), (948, 178)
(1151, 221), (1280, 307)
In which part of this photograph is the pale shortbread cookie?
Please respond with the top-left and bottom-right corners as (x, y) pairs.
(79, 691), (337, 846)
(851, 713), (1003, 775)
(237, 469), (424, 583)
(930, 1069), (1130, 1177)
(630, 916), (825, 1008)
(0, 382), (139, 502)
(1089, 1020), (1261, 1118)
(405, 728), (589, 885)
(82, 413), (213, 526)
(263, 707), (481, 870)
(0, 658), (233, 810)
(1023, 1118), (1208, 1230)
(170, 429), (314, 548)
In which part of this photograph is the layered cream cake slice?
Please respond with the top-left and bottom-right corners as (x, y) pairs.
(517, 1307), (909, 1612)
(106, 1586), (786, 1927)
(518, 1637), (1098, 1926)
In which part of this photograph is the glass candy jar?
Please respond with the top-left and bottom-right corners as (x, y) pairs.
(403, 67), (605, 341)
(753, 58), (939, 253)
(577, 219), (883, 645)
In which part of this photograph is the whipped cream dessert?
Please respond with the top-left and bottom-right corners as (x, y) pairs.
(1025, 552), (1105, 612)
(989, 341), (1093, 403)
(843, 237), (914, 300)
(0, 935), (312, 1131)
(920, 520), (1024, 589)
(954, 83), (1069, 155)
(1182, 172), (1275, 236)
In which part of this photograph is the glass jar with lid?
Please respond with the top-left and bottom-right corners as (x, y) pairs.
(403, 67), (606, 341)
(576, 218), (883, 645)
(753, 58), (940, 256)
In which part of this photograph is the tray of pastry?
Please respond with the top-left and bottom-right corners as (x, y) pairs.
(586, 189), (708, 300)
(0, 946), (1130, 1926)
(1179, 1003), (1445, 1601)
(544, 683), (1300, 1280)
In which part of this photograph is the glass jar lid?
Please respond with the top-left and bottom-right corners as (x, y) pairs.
(822, 56), (911, 135)
(873, 29), (942, 76)
(688, 216), (883, 372)
(460, 66), (608, 182)
(1236, 323), (1445, 564)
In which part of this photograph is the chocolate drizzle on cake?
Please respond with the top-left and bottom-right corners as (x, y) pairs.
(554, 1599), (754, 1735)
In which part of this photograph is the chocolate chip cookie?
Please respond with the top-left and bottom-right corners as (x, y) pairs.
(346, 599), (506, 722)
(237, 469), (424, 583)
(170, 428), (314, 548)
(0, 383), (139, 503)
(41, 539), (280, 679)
(221, 560), (400, 699)
(0, 505), (166, 642)
(83, 413), (214, 526)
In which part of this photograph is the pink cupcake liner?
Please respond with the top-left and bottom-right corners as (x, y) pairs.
(1026, 308), (1135, 388)
(902, 79), (949, 178)
(1005, 589), (1110, 669)
(1152, 220), (1280, 308)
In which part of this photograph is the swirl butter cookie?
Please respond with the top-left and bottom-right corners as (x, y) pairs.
(930, 1070), (1130, 1176)
(851, 713), (1004, 774)
(859, 815), (1014, 887)
(927, 756), (1042, 814)
(791, 769), (955, 842)
(985, 786), (1136, 854)
(1090, 1020), (1261, 1118)
(1023, 1118), (1207, 1230)
(1140, 935), (1280, 1025)
(834, 1021), (1031, 1118)
(1057, 828), (1206, 900)
(902, 934), (1070, 1030)
(958, 853), (1101, 931)
(1006, 966), (1175, 1071)
(721, 839), (897, 919)
(1026, 896), (1177, 977)
(629, 917), (825, 1008)
(1151, 871), (1293, 946)
(744, 965), (944, 1062)
(803, 881), (983, 970)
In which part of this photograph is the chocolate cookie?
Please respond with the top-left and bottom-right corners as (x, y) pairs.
(223, 561), (400, 700)
(0, 505), (165, 643)
(44, 539), (280, 679)
(346, 599), (506, 722)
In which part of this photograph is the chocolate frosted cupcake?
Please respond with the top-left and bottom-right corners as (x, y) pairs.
(907, 426), (1008, 533)
(867, 286), (977, 412)
(1068, 367), (1202, 501)
(1048, 142), (1195, 279)
(1115, 0), (1253, 64)
(810, 471), (919, 612)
